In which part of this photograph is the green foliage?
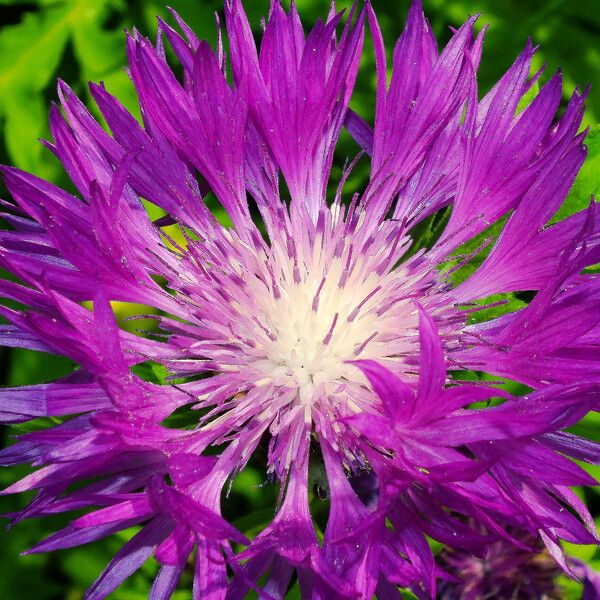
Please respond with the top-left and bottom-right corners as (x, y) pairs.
(6, 348), (76, 386)
(130, 360), (169, 385)
(0, 0), (229, 183)
(553, 125), (600, 221)
(516, 80), (540, 114)
(0, 1), (128, 179)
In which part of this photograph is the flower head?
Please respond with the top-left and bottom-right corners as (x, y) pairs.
(437, 531), (600, 600)
(437, 533), (562, 600)
(1, 0), (599, 598)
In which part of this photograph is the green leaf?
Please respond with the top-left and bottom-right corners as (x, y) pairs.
(0, 6), (72, 95)
(130, 360), (169, 384)
(0, 0), (129, 177)
(569, 412), (600, 443)
(557, 575), (584, 600)
(442, 216), (507, 287)
(464, 292), (528, 325)
(563, 540), (598, 563)
(553, 125), (600, 222)
(70, 2), (125, 80)
(10, 416), (64, 434)
(516, 79), (540, 113)
(231, 508), (274, 539)
(3, 91), (59, 179)
(7, 348), (76, 386)
(405, 208), (451, 261)
(0, 5), (73, 177)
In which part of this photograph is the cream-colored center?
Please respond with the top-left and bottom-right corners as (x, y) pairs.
(251, 250), (416, 406)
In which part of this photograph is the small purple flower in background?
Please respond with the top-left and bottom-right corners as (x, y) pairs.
(1, 0), (599, 598)
(437, 529), (600, 599)
(437, 533), (563, 599)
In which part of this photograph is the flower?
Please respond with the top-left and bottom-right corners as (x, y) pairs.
(437, 533), (563, 600)
(1, 0), (599, 598)
(436, 531), (600, 600)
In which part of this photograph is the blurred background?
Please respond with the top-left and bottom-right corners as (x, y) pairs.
(0, 0), (599, 598)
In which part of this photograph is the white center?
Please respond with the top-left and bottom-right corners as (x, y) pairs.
(251, 248), (418, 406)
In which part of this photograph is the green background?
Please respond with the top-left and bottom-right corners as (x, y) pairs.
(0, 0), (599, 598)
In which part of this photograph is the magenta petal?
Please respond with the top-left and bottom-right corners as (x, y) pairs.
(351, 359), (416, 423)
(84, 517), (173, 600)
(149, 564), (186, 600)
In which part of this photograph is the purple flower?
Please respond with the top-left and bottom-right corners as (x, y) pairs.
(437, 533), (562, 600)
(1, 1), (599, 598)
(437, 531), (600, 600)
